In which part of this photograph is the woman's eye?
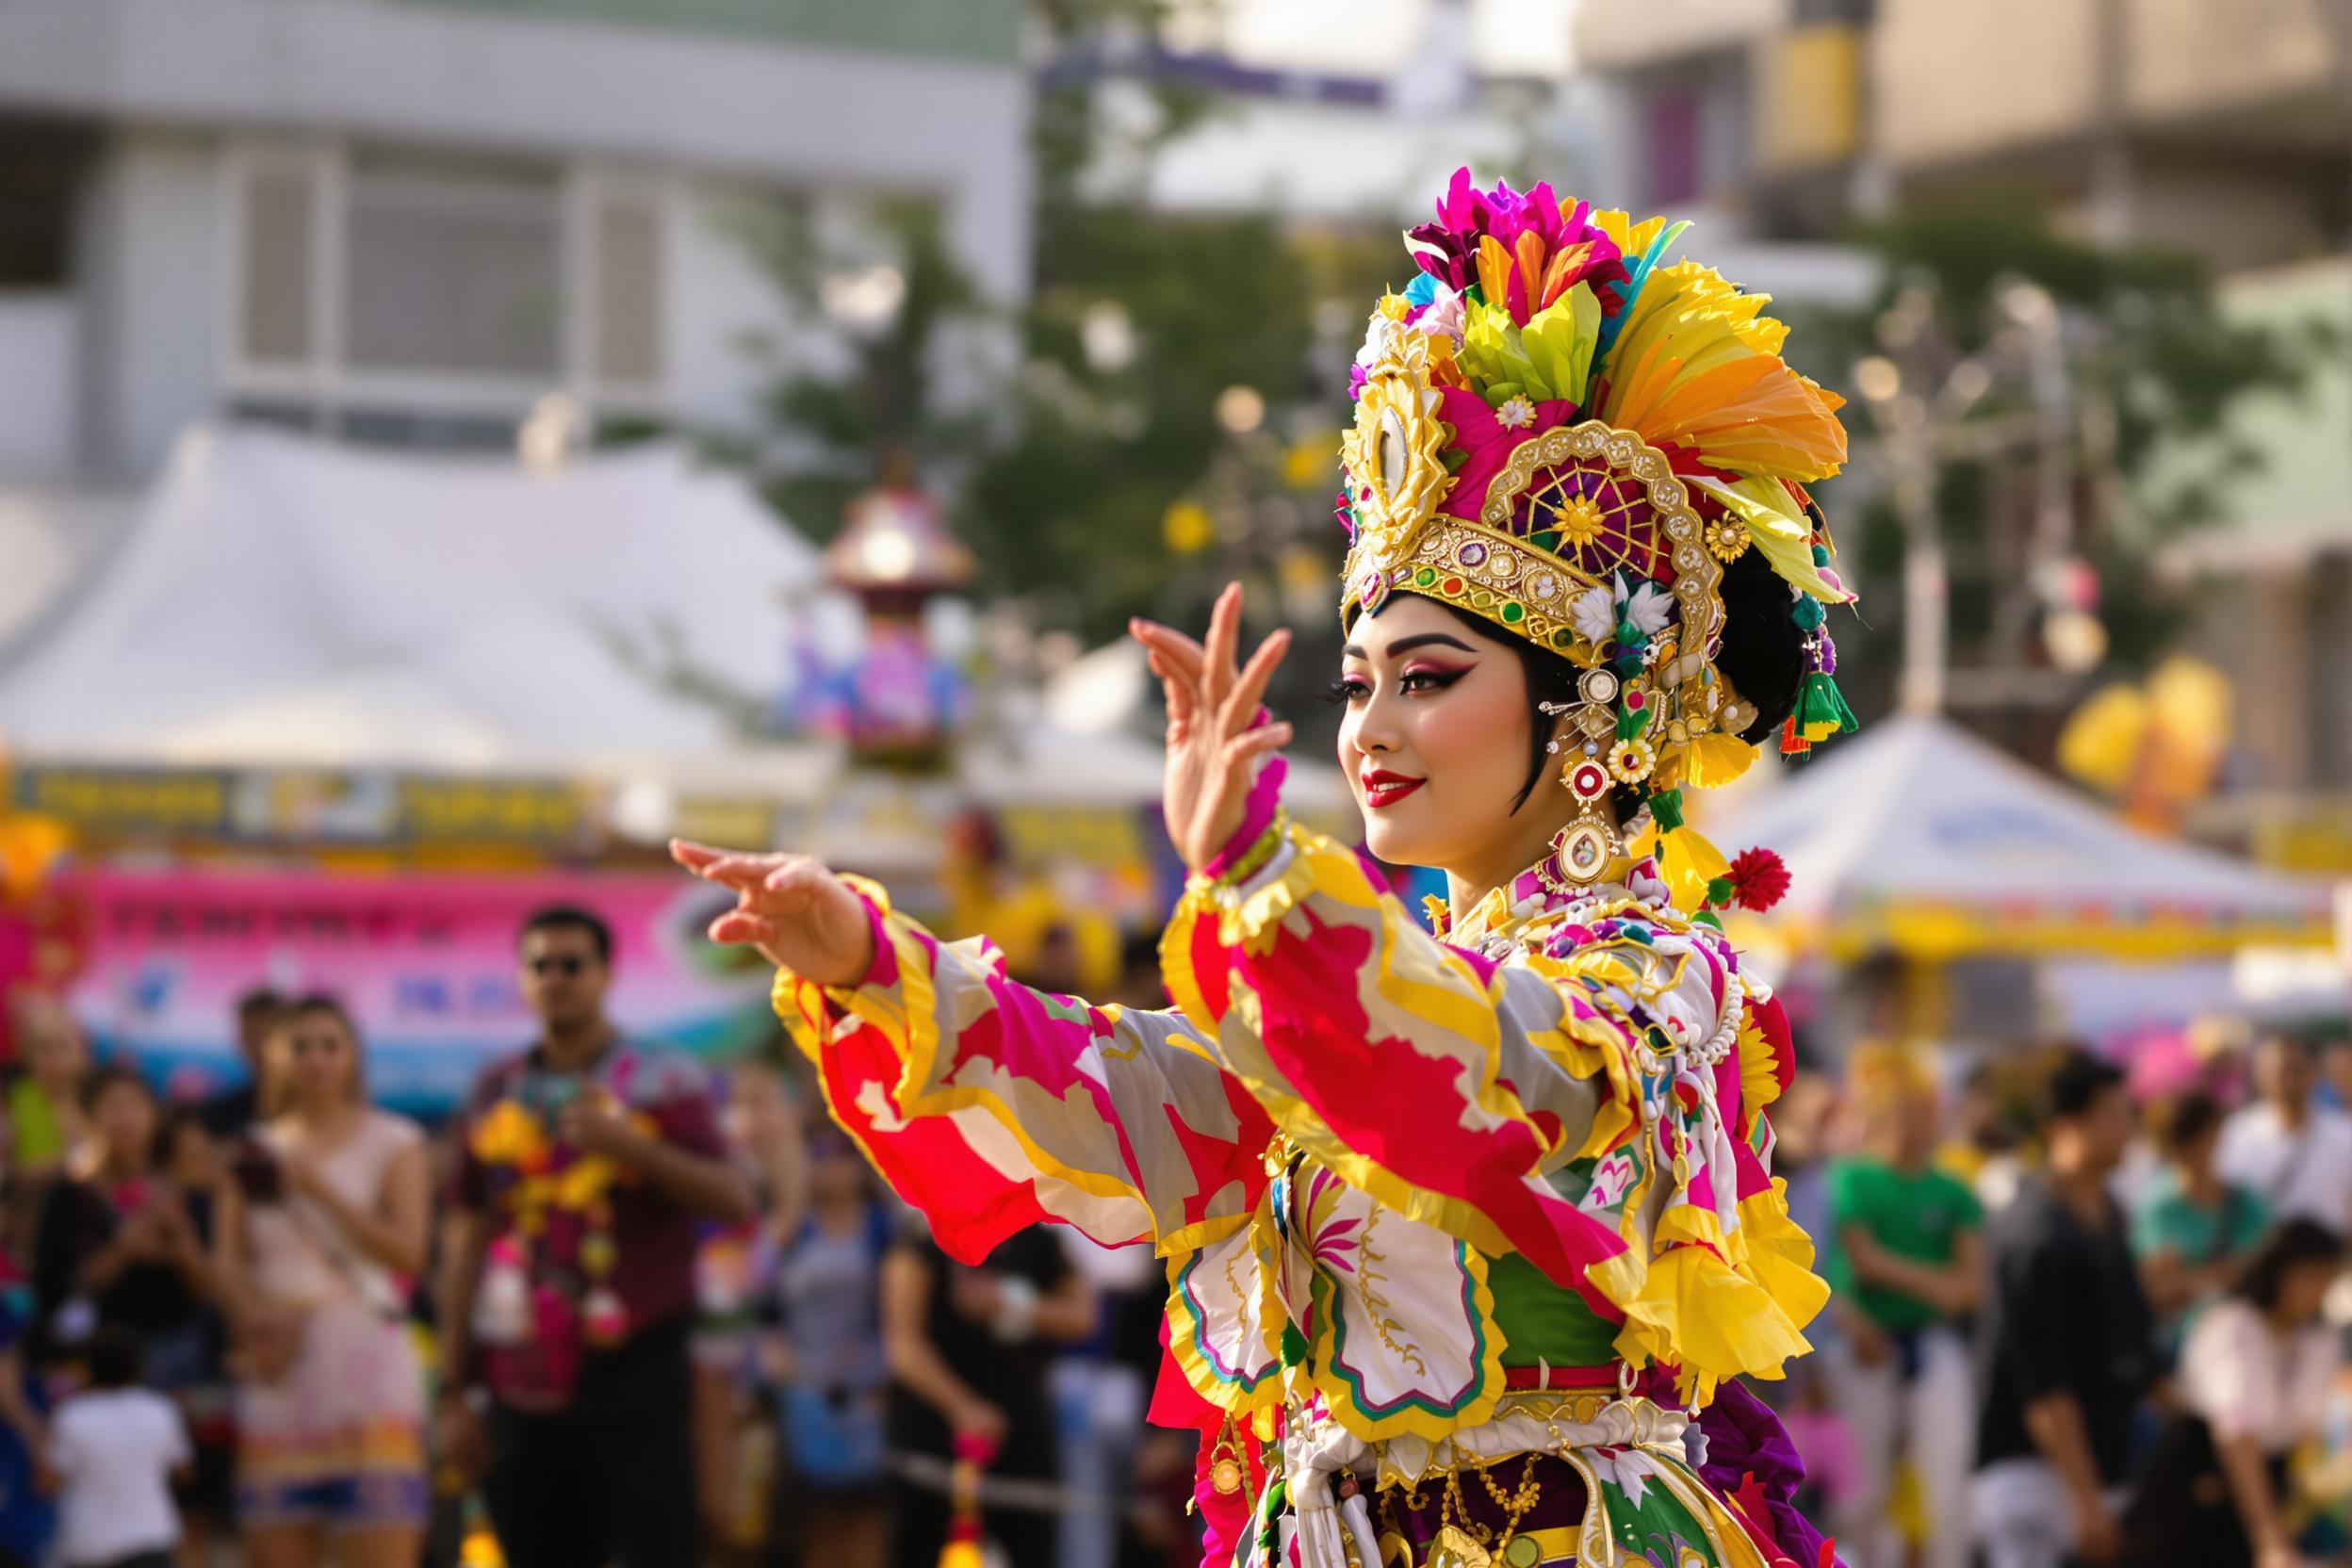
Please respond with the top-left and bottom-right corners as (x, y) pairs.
(1399, 669), (1460, 694)
(1323, 678), (1371, 706)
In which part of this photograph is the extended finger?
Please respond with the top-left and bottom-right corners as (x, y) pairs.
(709, 910), (780, 948)
(1146, 653), (1197, 732)
(1218, 628), (1292, 737)
(1130, 620), (1206, 681)
(1200, 583), (1241, 715)
(1220, 721), (1293, 767)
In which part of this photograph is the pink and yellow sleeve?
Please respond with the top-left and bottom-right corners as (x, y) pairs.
(772, 875), (1273, 1266)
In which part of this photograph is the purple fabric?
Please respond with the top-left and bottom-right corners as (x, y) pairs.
(1695, 1380), (1829, 1567)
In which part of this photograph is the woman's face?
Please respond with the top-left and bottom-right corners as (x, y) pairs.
(91, 1081), (156, 1167)
(278, 1012), (357, 1109)
(163, 1120), (218, 1186)
(2278, 1256), (2341, 1325)
(1334, 595), (1555, 874)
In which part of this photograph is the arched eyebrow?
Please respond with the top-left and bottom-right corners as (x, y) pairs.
(1340, 632), (1478, 661)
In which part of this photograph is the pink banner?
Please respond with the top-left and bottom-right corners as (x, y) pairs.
(58, 865), (773, 1112)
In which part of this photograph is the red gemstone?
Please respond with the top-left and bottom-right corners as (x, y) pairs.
(1625, 689), (1646, 710)
(1442, 576), (1464, 595)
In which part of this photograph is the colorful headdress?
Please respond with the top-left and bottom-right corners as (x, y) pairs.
(1338, 170), (1858, 900)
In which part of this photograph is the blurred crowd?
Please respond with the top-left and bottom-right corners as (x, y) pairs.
(0, 911), (1188, 1568)
(2, 897), (2350, 1568)
(1776, 1023), (2352, 1568)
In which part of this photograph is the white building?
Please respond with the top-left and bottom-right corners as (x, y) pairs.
(0, 0), (1031, 487)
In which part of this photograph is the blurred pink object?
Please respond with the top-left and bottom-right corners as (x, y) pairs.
(1781, 1407), (1860, 1509)
(2124, 1026), (2201, 1102)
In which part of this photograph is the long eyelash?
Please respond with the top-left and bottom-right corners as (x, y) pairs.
(1321, 679), (1357, 707)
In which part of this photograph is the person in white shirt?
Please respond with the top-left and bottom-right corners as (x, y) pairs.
(2215, 1032), (2352, 1233)
(41, 1328), (188, 1568)
(2123, 1217), (2345, 1568)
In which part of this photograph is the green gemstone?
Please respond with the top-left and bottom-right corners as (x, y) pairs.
(1414, 566), (1437, 587)
(1505, 1538), (1543, 1567)
(1500, 601), (1525, 624)
(1471, 589), (1493, 608)
(1552, 629), (1575, 647)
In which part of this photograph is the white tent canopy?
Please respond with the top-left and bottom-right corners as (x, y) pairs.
(1716, 712), (2333, 956)
(0, 426), (824, 772)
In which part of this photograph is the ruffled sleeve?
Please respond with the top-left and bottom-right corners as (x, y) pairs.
(772, 875), (1273, 1266)
(1162, 818), (1827, 1397)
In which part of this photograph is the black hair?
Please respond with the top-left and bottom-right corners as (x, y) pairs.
(519, 905), (613, 965)
(2153, 1091), (2226, 1158)
(1363, 550), (1812, 814)
(80, 1326), (142, 1390)
(80, 1062), (154, 1117)
(2042, 1049), (2125, 1124)
(236, 987), (285, 1023)
(2230, 1217), (2344, 1313)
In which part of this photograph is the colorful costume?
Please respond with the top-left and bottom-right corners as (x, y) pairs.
(770, 170), (1857, 1568)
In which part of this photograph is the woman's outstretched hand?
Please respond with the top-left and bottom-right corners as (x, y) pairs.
(1128, 582), (1293, 874)
(670, 841), (876, 989)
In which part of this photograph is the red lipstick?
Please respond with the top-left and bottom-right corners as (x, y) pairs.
(1360, 769), (1426, 809)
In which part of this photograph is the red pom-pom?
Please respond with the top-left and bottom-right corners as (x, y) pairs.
(1726, 847), (1790, 912)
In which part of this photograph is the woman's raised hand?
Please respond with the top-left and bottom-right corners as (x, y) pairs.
(670, 841), (877, 989)
(1128, 582), (1293, 874)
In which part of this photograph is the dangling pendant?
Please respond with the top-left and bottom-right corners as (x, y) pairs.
(581, 1285), (629, 1347)
(1211, 1455), (1245, 1494)
(1429, 1525), (1494, 1568)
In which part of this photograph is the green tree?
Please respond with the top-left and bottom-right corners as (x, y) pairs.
(1781, 200), (2334, 722)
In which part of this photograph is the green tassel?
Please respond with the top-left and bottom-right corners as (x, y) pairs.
(1810, 543), (1832, 567)
(1790, 595), (1826, 631)
(1705, 875), (1735, 906)
(1795, 670), (1859, 742)
(1648, 787), (1685, 832)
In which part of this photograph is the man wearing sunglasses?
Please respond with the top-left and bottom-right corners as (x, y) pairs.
(436, 905), (754, 1567)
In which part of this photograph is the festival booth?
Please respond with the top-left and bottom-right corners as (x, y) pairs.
(1715, 712), (2342, 1046)
(0, 427), (1271, 1110)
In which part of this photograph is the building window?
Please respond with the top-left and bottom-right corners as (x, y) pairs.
(227, 141), (667, 444)
(1642, 87), (1703, 208)
(345, 153), (564, 378)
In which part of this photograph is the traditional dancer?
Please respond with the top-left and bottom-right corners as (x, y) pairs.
(678, 167), (1858, 1568)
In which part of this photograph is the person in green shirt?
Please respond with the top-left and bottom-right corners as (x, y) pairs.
(1824, 1044), (1986, 1568)
(2132, 1091), (2265, 1350)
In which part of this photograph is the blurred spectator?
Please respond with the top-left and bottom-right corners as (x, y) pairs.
(8, 1004), (90, 1181)
(2125, 1218), (2346, 1568)
(0, 1253), (52, 1568)
(694, 1062), (801, 1565)
(1975, 1052), (2157, 1568)
(880, 1222), (1096, 1568)
(770, 1123), (892, 1568)
(2133, 1093), (2266, 1349)
(212, 995), (430, 1568)
(31, 1069), (211, 1362)
(1821, 1044), (1984, 1568)
(201, 989), (286, 1143)
(41, 1327), (188, 1568)
(436, 906), (751, 1568)
(2317, 1037), (2352, 1115)
(2218, 1031), (2352, 1233)
(149, 1109), (233, 1567)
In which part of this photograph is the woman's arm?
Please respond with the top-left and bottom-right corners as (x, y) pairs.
(2213, 1429), (2294, 1566)
(879, 1249), (1004, 1444)
(208, 1180), (264, 1329)
(286, 1140), (431, 1278)
(681, 842), (1274, 1268)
